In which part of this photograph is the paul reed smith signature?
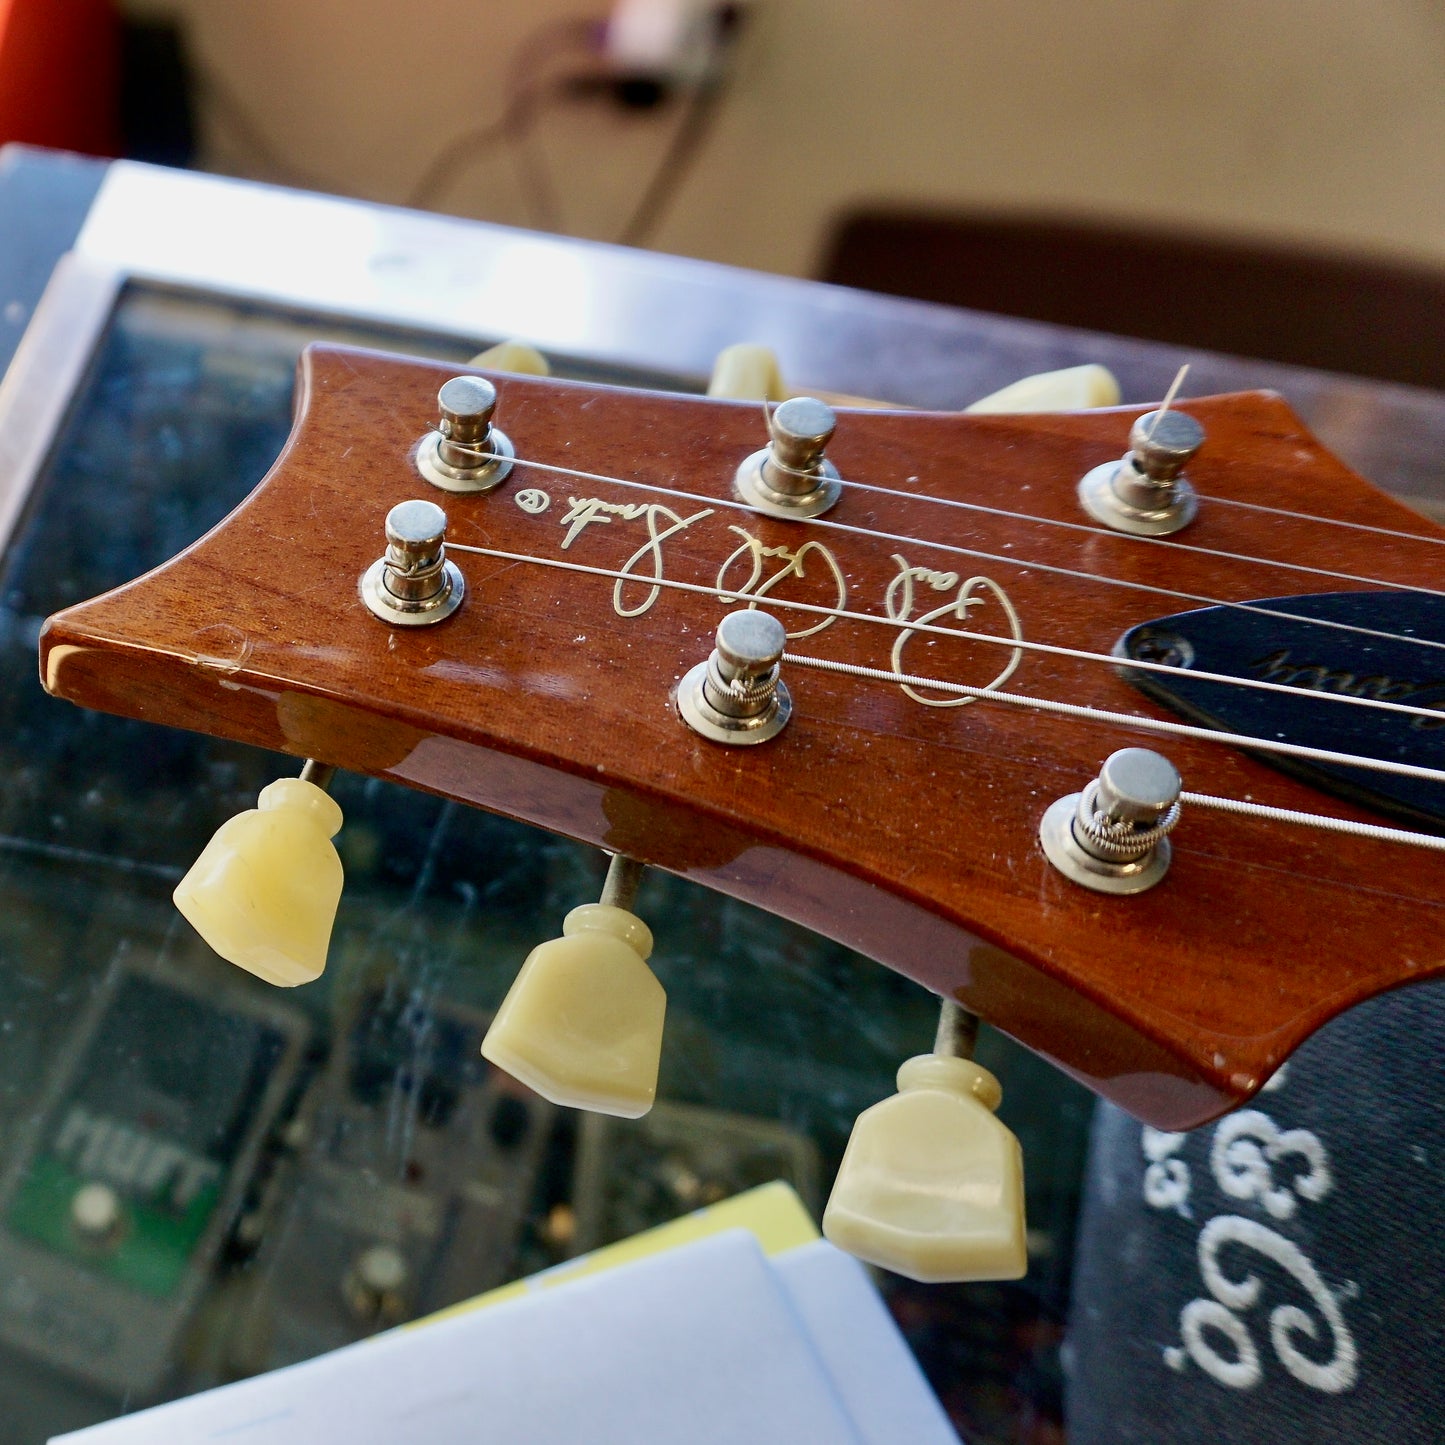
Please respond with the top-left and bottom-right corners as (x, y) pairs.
(545, 491), (1024, 705)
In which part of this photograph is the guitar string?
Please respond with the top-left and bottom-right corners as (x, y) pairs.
(780, 459), (1445, 600)
(446, 536), (1443, 726)
(756, 384), (1445, 595)
(444, 540), (1445, 781)
(456, 446), (1445, 657)
(775, 370), (1445, 552)
(766, 371), (1445, 549)
(1201, 493), (1445, 546)
(1175, 790), (1445, 853)
(781, 654), (1445, 854)
(1146, 363), (1190, 435)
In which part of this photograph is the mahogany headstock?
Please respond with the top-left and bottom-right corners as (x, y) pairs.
(38, 344), (1445, 1129)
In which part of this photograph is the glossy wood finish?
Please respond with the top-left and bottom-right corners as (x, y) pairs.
(39, 345), (1445, 1128)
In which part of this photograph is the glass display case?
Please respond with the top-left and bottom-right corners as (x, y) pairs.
(0, 268), (1090, 1444)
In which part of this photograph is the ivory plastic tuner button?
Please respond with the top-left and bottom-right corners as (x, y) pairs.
(964, 362), (1121, 414)
(173, 777), (344, 987)
(481, 902), (665, 1119)
(823, 1054), (1027, 1283)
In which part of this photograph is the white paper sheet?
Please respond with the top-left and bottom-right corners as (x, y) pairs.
(53, 1231), (956, 1445)
(774, 1240), (959, 1445)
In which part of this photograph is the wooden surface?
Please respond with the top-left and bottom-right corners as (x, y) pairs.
(40, 345), (1445, 1129)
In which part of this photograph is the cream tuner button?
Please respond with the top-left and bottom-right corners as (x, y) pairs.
(174, 765), (344, 987)
(482, 901), (664, 1118)
(824, 1053), (1027, 1283)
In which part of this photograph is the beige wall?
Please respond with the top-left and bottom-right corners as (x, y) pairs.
(128, 0), (1445, 277)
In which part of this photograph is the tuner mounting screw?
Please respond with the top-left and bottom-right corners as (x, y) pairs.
(734, 396), (842, 520)
(678, 609), (793, 745)
(416, 375), (516, 493)
(1077, 408), (1204, 536)
(360, 499), (465, 626)
(1039, 747), (1181, 893)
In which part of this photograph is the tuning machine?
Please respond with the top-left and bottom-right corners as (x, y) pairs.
(678, 609), (792, 745)
(824, 999), (1028, 1283)
(735, 396), (842, 519)
(1078, 407), (1204, 536)
(1039, 747), (1181, 894)
(481, 855), (666, 1119)
(360, 499), (465, 626)
(417, 375), (515, 493)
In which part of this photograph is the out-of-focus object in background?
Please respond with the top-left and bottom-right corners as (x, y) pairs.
(706, 339), (1121, 413)
(822, 208), (1445, 390)
(408, 3), (746, 243)
(605, 0), (742, 89)
(0, 954), (308, 1399)
(252, 988), (557, 1369)
(0, 0), (119, 155)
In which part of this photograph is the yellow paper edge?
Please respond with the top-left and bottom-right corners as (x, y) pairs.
(416, 1180), (819, 1329)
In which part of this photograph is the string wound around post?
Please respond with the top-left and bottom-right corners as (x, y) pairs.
(1040, 747), (1181, 894)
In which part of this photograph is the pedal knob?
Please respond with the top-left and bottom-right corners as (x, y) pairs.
(343, 1244), (409, 1325)
(823, 1053), (1027, 1283)
(174, 776), (343, 987)
(481, 902), (665, 1119)
(70, 1182), (124, 1248)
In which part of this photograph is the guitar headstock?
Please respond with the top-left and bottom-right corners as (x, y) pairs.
(39, 343), (1445, 1133)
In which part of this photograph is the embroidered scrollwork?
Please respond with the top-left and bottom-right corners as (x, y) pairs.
(1169, 1215), (1358, 1394)
(1210, 1110), (1332, 1221)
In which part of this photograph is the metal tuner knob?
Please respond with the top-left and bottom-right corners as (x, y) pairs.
(360, 499), (465, 625)
(678, 609), (793, 744)
(734, 396), (842, 519)
(416, 374), (515, 492)
(1039, 747), (1181, 893)
(1078, 408), (1204, 536)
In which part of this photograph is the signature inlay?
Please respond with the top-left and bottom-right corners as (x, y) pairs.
(557, 496), (716, 617)
(714, 526), (847, 640)
(541, 495), (1024, 705)
(885, 555), (1025, 707)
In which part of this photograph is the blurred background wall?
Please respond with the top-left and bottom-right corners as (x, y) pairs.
(112, 0), (1445, 278)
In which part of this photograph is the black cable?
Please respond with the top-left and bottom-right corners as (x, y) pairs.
(406, 76), (571, 212)
(615, 75), (727, 249)
(615, 5), (746, 249)
(406, 15), (603, 219)
(192, 62), (335, 193)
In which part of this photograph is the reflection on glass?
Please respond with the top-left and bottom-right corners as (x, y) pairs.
(0, 285), (1090, 1442)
